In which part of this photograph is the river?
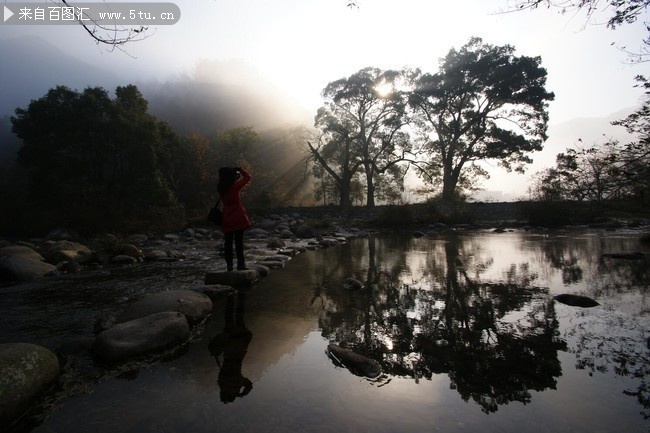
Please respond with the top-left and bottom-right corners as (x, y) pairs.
(2, 229), (649, 432)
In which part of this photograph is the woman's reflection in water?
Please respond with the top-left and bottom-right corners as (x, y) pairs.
(209, 292), (253, 403)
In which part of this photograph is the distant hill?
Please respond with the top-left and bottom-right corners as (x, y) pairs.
(0, 36), (311, 135)
(0, 36), (312, 164)
(0, 35), (122, 116)
(140, 59), (312, 134)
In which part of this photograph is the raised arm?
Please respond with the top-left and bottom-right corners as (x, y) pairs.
(234, 167), (252, 190)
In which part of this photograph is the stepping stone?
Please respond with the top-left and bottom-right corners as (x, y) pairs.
(326, 344), (382, 379)
(258, 260), (284, 269)
(246, 263), (270, 277)
(116, 289), (213, 325)
(93, 312), (190, 363)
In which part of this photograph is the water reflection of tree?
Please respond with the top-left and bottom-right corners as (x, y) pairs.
(318, 235), (566, 413)
(522, 232), (650, 418)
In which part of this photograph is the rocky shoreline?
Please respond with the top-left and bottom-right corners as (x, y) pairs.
(0, 211), (377, 429)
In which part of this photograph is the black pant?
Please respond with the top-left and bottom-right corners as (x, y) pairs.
(224, 229), (245, 271)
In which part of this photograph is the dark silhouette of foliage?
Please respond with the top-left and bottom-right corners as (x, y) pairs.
(11, 84), (181, 230)
(409, 37), (555, 201)
(308, 67), (416, 208)
(529, 76), (650, 206)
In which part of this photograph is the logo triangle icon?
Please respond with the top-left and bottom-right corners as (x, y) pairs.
(4, 6), (14, 22)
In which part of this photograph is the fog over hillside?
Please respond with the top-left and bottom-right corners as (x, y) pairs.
(141, 59), (312, 135)
(0, 35), (313, 163)
(0, 36), (312, 133)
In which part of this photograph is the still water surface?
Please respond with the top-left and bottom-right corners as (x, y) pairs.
(11, 230), (650, 432)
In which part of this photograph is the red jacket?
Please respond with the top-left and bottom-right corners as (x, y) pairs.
(220, 168), (252, 233)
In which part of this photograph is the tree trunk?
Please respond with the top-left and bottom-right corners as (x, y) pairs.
(340, 184), (352, 210)
(441, 164), (459, 201)
(365, 164), (375, 207)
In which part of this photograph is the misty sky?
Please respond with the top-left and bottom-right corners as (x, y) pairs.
(1, 0), (648, 198)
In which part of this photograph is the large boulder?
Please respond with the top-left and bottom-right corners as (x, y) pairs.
(204, 270), (260, 287)
(0, 246), (45, 261)
(43, 241), (93, 264)
(116, 290), (213, 325)
(0, 343), (60, 425)
(93, 312), (190, 363)
(0, 255), (57, 282)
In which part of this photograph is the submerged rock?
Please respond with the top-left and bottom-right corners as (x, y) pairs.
(602, 252), (646, 260)
(0, 343), (60, 425)
(554, 294), (600, 308)
(342, 278), (363, 290)
(326, 344), (382, 379)
(93, 311), (190, 363)
(116, 289), (213, 325)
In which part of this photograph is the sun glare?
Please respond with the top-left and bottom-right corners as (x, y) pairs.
(374, 81), (393, 97)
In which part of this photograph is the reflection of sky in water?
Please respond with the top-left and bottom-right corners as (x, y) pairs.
(24, 230), (650, 433)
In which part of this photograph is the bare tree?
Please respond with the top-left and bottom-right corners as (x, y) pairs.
(501, 0), (650, 62)
(60, 0), (151, 49)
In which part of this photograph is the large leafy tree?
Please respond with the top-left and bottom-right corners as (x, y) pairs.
(11, 84), (180, 228)
(308, 67), (414, 208)
(409, 37), (555, 200)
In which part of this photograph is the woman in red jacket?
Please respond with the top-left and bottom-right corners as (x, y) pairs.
(218, 166), (252, 271)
